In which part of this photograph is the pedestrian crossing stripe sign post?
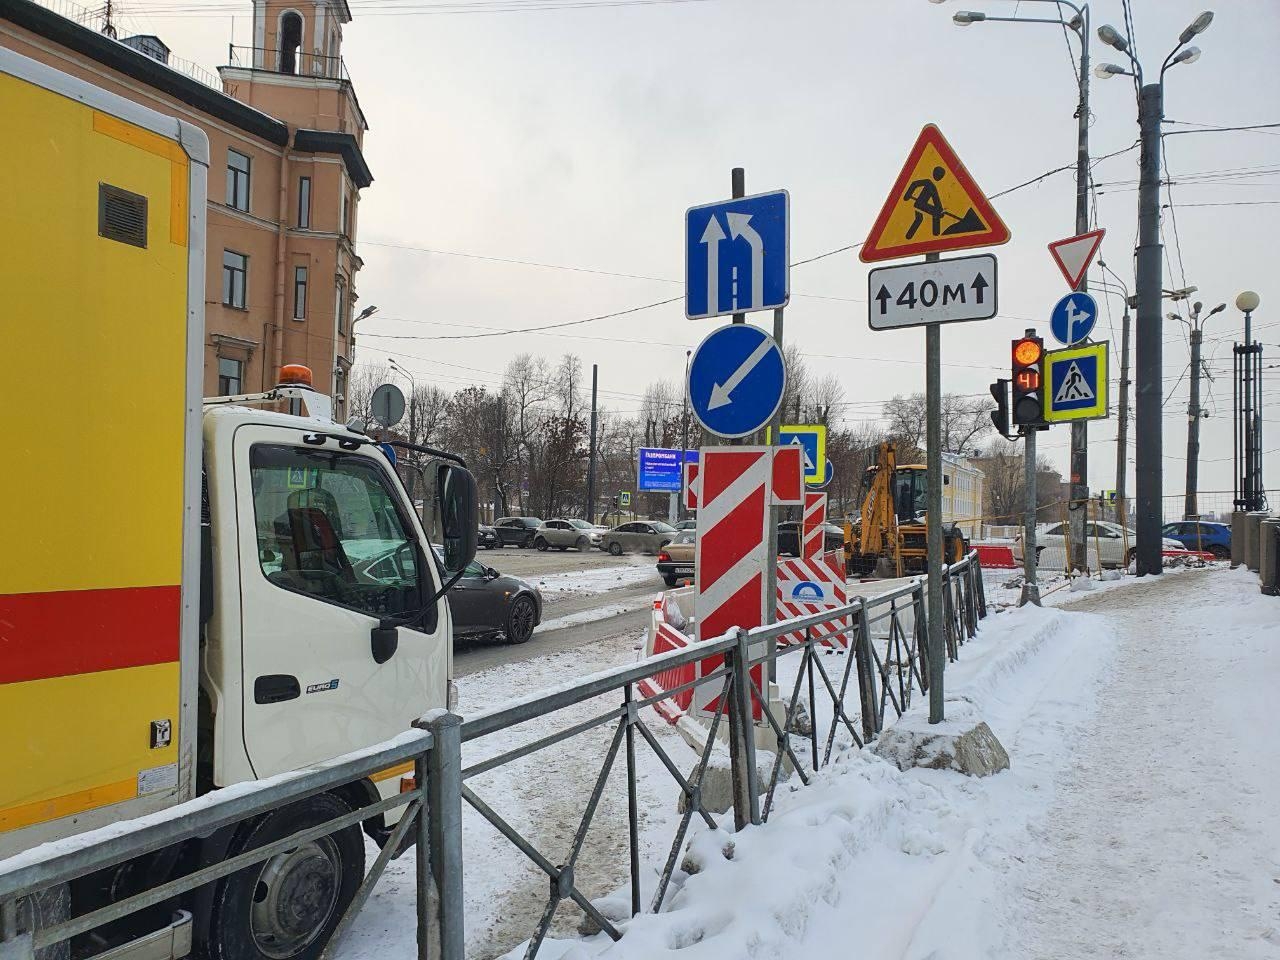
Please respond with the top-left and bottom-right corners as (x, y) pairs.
(1044, 341), (1109, 423)
(859, 124), (1011, 263)
(764, 424), (827, 482)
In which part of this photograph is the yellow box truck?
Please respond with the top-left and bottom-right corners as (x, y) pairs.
(0, 48), (476, 960)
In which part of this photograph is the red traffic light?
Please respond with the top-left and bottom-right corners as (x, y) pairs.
(1013, 338), (1043, 366)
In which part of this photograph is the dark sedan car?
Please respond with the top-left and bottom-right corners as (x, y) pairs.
(477, 524), (500, 550)
(433, 547), (543, 643)
(493, 516), (544, 548)
(776, 520), (845, 558)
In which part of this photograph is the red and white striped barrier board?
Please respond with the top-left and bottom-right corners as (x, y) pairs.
(683, 461), (700, 511)
(802, 491), (828, 561)
(775, 551), (850, 648)
(638, 592), (696, 725)
(693, 446), (804, 721)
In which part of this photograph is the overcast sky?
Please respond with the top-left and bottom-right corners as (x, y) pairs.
(121, 0), (1280, 506)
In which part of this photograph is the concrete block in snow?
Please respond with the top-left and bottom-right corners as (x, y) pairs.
(874, 717), (1010, 777)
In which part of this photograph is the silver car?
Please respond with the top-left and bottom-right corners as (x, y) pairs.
(599, 520), (678, 556)
(533, 518), (601, 552)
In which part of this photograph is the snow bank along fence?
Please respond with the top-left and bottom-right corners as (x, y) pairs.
(0, 557), (986, 960)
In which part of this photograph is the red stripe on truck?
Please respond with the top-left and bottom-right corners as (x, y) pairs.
(0, 585), (180, 684)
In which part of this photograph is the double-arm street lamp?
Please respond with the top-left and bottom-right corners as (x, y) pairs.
(934, 0), (1096, 574)
(1093, 10), (1214, 575)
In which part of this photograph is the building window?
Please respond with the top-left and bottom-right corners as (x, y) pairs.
(226, 150), (251, 211)
(293, 266), (308, 320)
(335, 281), (346, 335)
(340, 181), (349, 236)
(222, 251), (247, 308)
(218, 356), (243, 395)
(279, 11), (303, 74)
(298, 176), (311, 228)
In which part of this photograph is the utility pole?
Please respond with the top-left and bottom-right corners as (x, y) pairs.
(1067, 14), (1092, 575)
(1098, 262), (1134, 526)
(585, 363), (598, 524)
(680, 350), (691, 519)
(1182, 301), (1225, 519)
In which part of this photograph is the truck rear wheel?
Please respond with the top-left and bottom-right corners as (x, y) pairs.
(209, 793), (364, 960)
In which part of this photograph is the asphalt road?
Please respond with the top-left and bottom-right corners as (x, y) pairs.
(453, 549), (665, 677)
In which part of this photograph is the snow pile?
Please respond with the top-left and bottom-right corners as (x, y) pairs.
(503, 599), (1118, 959)
(532, 560), (657, 599)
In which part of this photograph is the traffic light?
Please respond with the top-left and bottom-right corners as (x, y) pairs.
(989, 378), (1014, 440)
(1011, 333), (1047, 428)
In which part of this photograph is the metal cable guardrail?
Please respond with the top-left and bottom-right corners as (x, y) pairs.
(0, 556), (987, 960)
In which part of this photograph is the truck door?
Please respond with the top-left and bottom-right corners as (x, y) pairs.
(235, 429), (448, 779)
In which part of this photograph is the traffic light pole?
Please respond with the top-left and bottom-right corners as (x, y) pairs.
(1019, 427), (1041, 606)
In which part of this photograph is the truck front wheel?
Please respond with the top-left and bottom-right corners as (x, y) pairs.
(209, 793), (364, 960)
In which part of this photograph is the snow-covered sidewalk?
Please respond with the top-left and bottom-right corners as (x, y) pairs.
(1001, 566), (1280, 959)
(514, 565), (1278, 959)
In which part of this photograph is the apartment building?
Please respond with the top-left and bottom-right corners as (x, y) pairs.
(1, 0), (372, 415)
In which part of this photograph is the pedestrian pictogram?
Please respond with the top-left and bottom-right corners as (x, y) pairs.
(1044, 341), (1109, 423)
(860, 124), (1011, 262)
(1050, 291), (1098, 346)
(1054, 360), (1095, 403)
(1047, 228), (1105, 290)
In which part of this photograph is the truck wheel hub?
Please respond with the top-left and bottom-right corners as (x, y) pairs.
(250, 839), (340, 958)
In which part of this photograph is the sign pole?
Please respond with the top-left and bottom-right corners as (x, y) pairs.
(924, 257), (945, 726)
(764, 305), (784, 682)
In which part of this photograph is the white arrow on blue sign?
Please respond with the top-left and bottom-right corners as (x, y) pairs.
(687, 324), (786, 439)
(685, 190), (789, 320)
(1050, 291), (1097, 346)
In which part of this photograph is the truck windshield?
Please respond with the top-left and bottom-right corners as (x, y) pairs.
(250, 444), (424, 618)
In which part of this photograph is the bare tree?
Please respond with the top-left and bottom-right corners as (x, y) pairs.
(882, 392), (991, 455)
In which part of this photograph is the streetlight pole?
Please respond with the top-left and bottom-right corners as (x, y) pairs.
(387, 357), (418, 444)
(1234, 290), (1264, 511)
(942, 0), (1093, 572)
(1094, 10), (1213, 575)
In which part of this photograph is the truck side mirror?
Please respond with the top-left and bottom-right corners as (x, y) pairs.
(438, 463), (478, 575)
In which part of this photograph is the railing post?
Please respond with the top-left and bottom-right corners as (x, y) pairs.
(973, 556), (987, 619)
(913, 583), (930, 693)
(853, 602), (878, 741)
(414, 712), (465, 960)
(726, 628), (760, 830)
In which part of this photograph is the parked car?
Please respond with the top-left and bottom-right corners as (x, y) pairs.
(433, 546), (543, 643)
(599, 520), (678, 555)
(477, 523), (499, 550)
(533, 518), (602, 552)
(674, 519), (697, 532)
(1161, 520), (1231, 558)
(1014, 520), (1182, 570)
(776, 520), (845, 558)
(656, 530), (696, 587)
(492, 516), (544, 548)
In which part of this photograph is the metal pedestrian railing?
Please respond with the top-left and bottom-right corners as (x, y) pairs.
(0, 555), (986, 960)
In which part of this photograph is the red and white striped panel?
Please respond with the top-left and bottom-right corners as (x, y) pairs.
(692, 447), (775, 720)
(802, 491), (828, 561)
(636, 609), (696, 725)
(775, 553), (850, 648)
(683, 461), (700, 511)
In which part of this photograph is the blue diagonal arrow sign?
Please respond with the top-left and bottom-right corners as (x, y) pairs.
(688, 324), (786, 438)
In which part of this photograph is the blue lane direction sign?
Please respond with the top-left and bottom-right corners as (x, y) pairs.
(808, 458), (833, 489)
(1050, 291), (1097, 346)
(638, 448), (697, 492)
(686, 190), (789, 320)
(688, 324), (786, 439)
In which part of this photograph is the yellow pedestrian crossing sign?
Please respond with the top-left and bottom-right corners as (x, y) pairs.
(765, 424), (827, 482)
(1044, 341), (1109, 423)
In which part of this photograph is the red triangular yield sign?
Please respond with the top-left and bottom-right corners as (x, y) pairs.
(860, 124), (1011, 262)
(1047, 228), (1105, 290)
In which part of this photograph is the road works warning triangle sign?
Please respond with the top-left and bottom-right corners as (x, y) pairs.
(860, 124), (1011, 262)
(1047, 228), (1105, 290)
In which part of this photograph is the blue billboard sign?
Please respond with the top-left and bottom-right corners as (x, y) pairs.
(637, 448), (698, 492)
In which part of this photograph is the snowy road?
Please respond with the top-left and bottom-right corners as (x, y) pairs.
(1005, 567), (1280, 959)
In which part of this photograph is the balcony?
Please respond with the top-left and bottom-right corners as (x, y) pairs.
(225, 45), (351, 85)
